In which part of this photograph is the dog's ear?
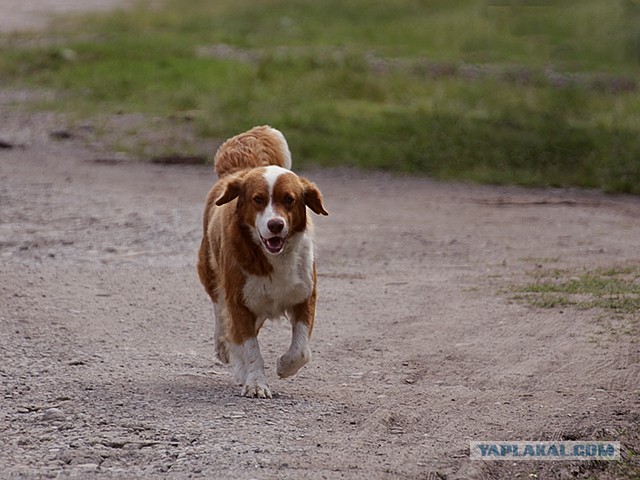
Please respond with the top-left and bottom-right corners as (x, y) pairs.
(301, 178), (329, 216)
(215, 177), (243, 206)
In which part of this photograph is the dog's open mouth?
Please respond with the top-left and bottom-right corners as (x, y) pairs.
(262, 235), (285, 255)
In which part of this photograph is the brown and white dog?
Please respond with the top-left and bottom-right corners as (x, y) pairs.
(197, 126), (328, 398)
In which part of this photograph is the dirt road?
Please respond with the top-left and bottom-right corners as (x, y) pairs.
(1, 107), (639, 479)
(1, 4), (639, 478)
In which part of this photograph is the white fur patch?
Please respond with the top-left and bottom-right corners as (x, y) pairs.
(268, 127), (292, 170)
(242, 231), (315, 319)
(263, 165), (289, 186)
(229, 337), (271, 399)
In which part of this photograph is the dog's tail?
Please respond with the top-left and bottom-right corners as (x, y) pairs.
(213, 125), (292, 178)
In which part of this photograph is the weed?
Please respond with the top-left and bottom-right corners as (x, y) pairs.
(516, 266), (640, 315)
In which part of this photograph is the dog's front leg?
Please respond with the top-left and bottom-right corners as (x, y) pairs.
(278, 299), (314, 379)
(230, 337), (271, 399)
(226, 303), (271, 399)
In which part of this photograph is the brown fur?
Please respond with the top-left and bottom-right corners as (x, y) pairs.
(213, 125), (291, 179)
(197, 126), (327, 361)
(198, 168), (327, 343)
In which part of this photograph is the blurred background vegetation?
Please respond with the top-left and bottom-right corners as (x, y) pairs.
(1, 0), (640, 193)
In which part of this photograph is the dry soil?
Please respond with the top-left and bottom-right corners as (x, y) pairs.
(1, 4), (639, 480)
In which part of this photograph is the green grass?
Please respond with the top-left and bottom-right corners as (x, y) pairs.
(516, 266), (640, 314)
(2, 0), (640, 192)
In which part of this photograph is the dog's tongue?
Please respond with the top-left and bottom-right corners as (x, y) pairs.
(265, 236), (284, 254)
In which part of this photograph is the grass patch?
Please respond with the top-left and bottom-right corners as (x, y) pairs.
(516, 265), (640, 314)
(2, 0), (640, 192)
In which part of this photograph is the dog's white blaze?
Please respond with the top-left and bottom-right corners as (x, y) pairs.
(255, 166), (289, 242)
(255, 201), (279, 241)
(263, 165), (289, 189)
(229, 336), (271, 398)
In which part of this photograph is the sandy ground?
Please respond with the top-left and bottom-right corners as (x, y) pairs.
(1, 4), (639, 480)
(1, 109), (639, 479)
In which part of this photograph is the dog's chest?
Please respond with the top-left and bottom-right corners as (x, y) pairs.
(242, 237), (314, 319)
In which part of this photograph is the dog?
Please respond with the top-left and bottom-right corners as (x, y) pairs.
(197, 126), (328, 398)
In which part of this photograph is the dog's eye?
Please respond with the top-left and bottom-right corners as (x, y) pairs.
(283, 194), (295, 206)
(252, 195), (266, 206)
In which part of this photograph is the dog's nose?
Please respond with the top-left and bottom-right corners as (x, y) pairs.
(267, 218), (285, 234)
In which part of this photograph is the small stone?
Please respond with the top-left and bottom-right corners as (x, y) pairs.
(42, 408), (65, 421)
(102, 439), (128, 449)
(224, 411), (245, 419)
(50, 130), (73, 140)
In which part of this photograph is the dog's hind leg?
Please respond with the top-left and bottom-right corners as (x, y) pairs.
(213, 301), (229, 364)
(197, 240), (229, 363)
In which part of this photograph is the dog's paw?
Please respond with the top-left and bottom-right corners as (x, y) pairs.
(277, 348), (311, 379)
(241, 378), (272, 399)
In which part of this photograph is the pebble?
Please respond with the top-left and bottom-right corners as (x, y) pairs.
(50, 130), (73, 141)
(224, 411), (245, 419)
(42, 408), (65, 421)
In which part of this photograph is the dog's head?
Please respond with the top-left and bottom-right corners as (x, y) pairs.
(215, 166), (328, 255)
